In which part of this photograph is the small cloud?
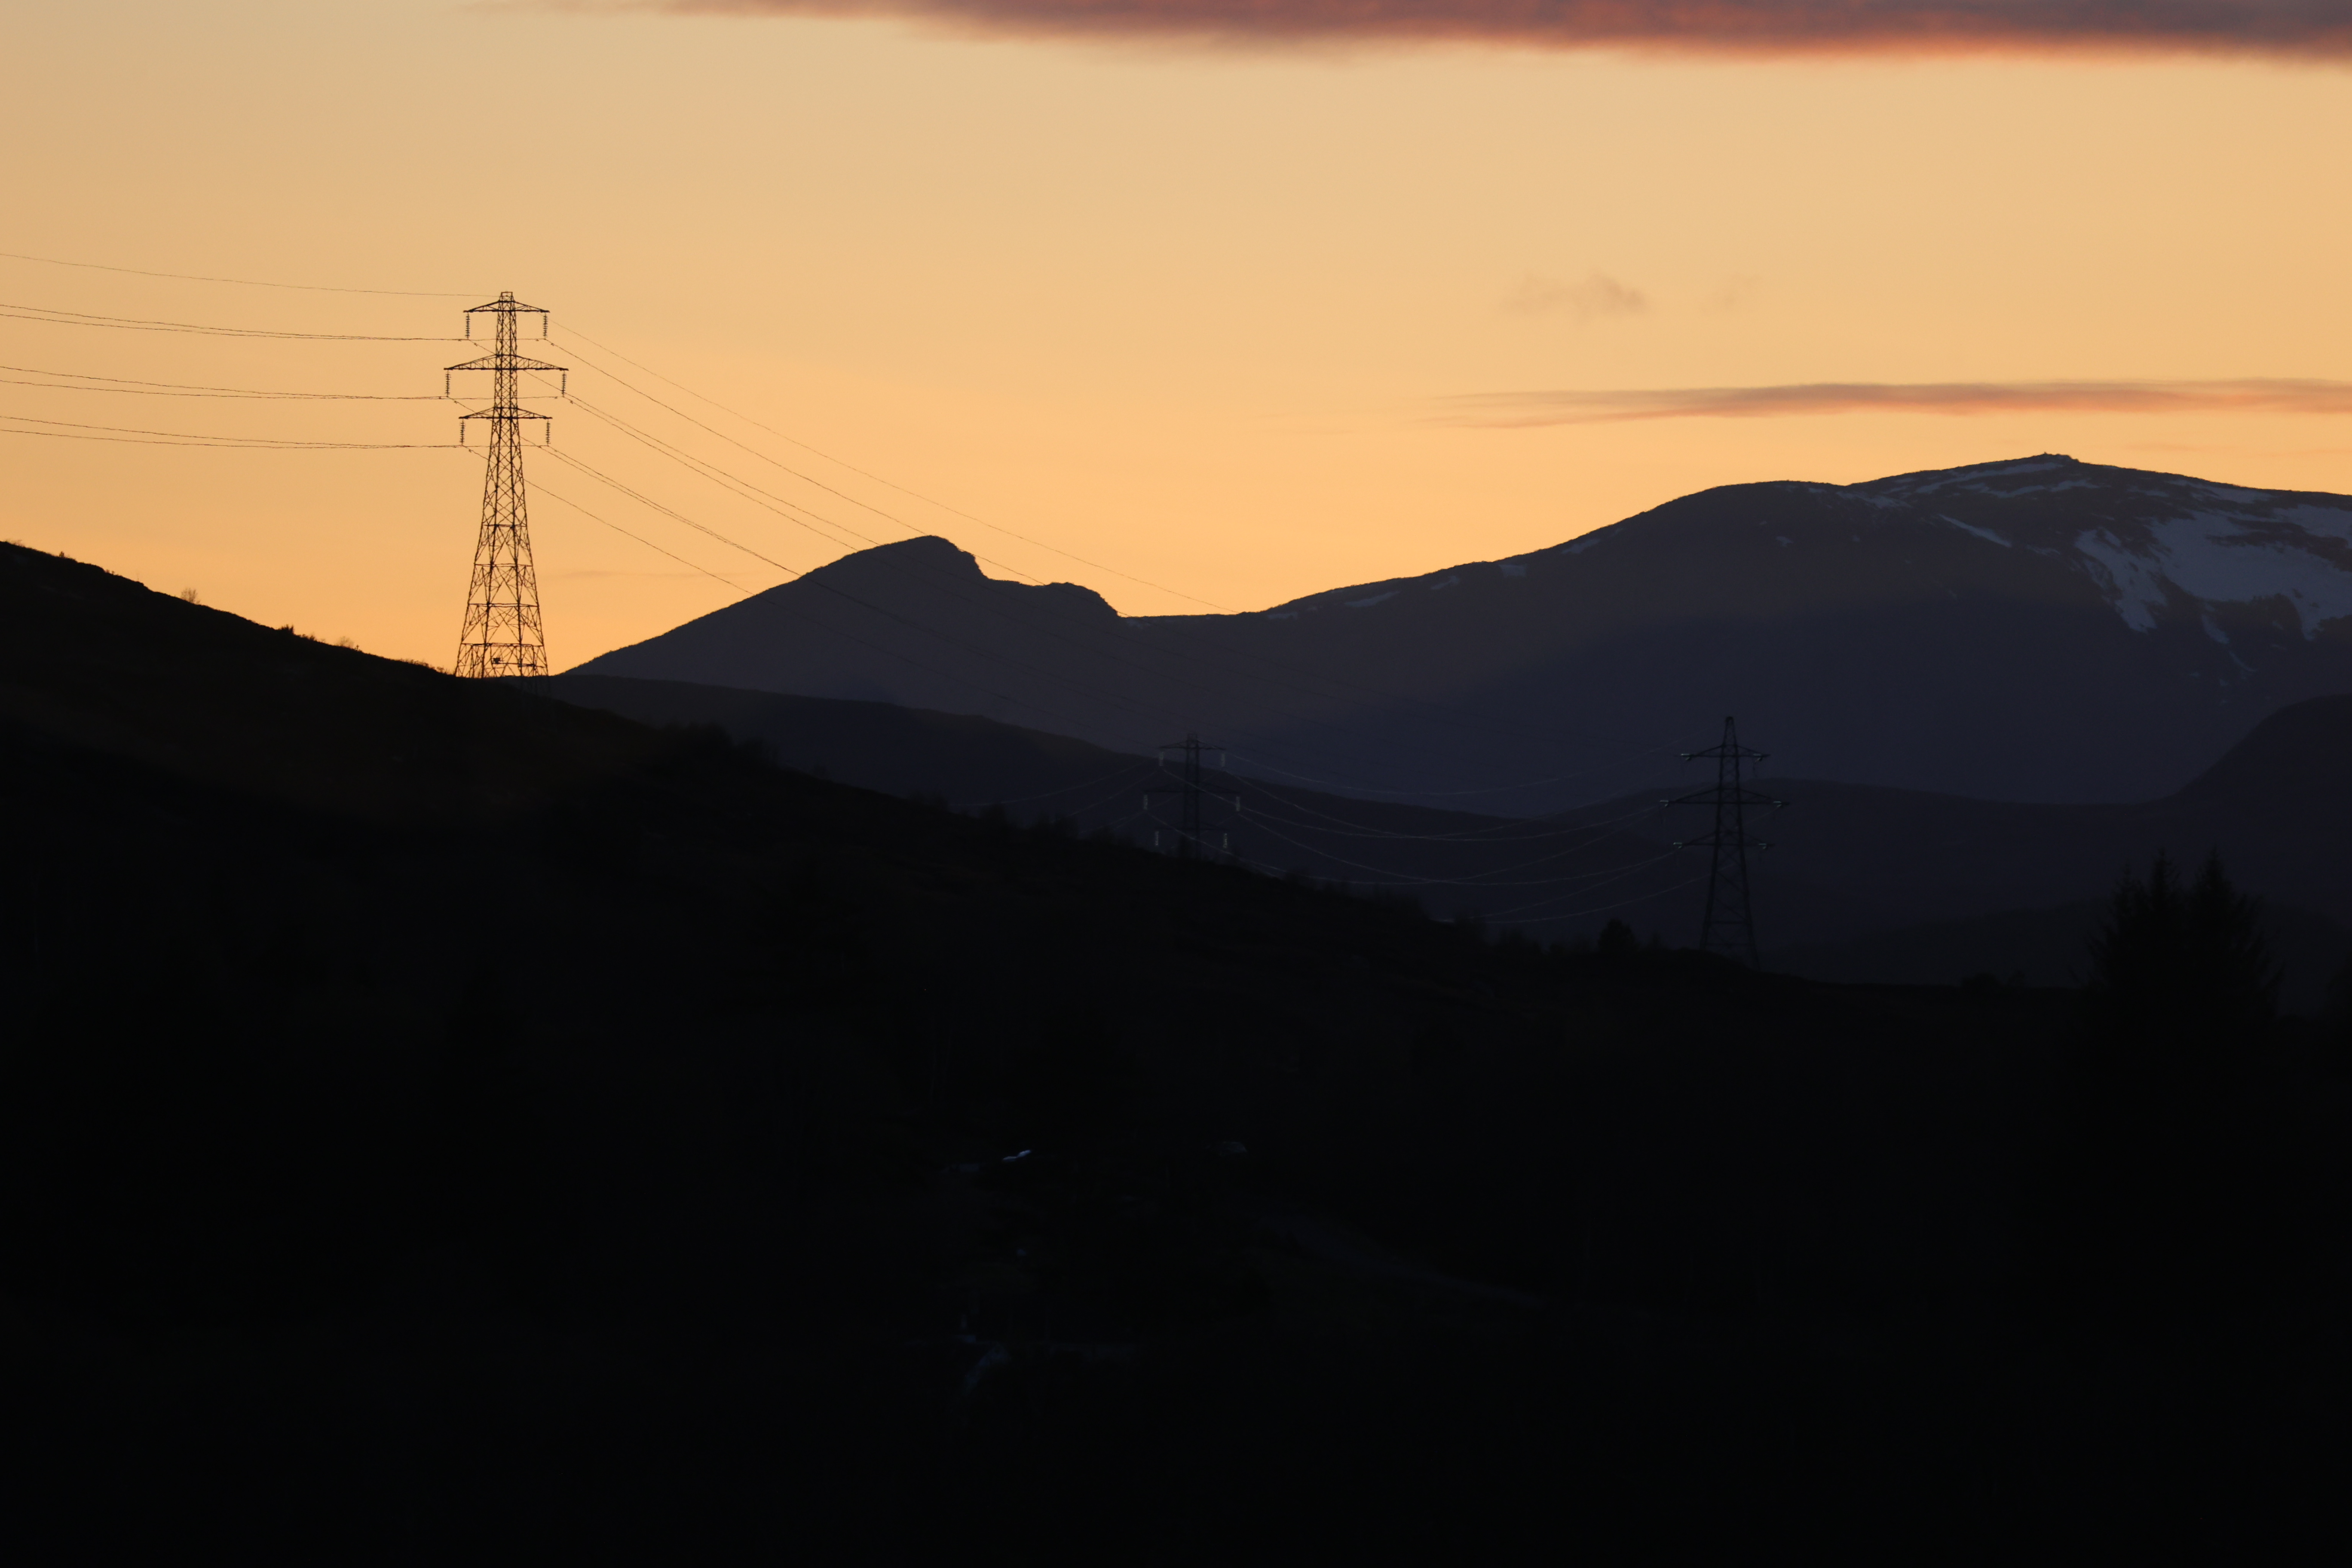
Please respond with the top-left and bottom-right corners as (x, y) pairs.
(1702, 276), (1760, 315)
(659, 2), (2352, 60)
(1505, 272), (1650, 322)
(1433, 379), (2352, 428)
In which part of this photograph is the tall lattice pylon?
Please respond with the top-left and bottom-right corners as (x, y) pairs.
(1666, 717), (1785, 967)
(448, 291), (566, 678)
(1146, 732), (1237, 859)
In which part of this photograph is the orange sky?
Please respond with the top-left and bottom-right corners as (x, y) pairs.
(4, 2), (2349, 669)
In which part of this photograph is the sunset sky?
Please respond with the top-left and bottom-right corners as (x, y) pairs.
(5, 0), (2349, 668)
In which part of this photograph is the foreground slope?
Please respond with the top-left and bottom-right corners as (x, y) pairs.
(576, 456), (2352, 808)
(3, 542), (2344, 1554)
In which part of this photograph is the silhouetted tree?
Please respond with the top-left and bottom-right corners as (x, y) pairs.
(2084, 851), (2276, 1066)
(2028, 852), (2297, 1339)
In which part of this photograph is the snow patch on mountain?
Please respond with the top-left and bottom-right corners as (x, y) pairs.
(2075, 530), (2171, 632)
(1346, 591), (1398, 609)
(2146, 512), (2352, 635)
(2073, 507), (2352, 637)
(1938, 514), (2012, 548)
(1882, 456), (2071, 498)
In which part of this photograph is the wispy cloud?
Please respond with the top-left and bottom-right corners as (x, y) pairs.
(665, 2), (2352, 58)
(1505, 273), (1649, 321)
(1435, 379), (2352, 427)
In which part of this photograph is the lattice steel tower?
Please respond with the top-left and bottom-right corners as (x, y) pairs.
(448, 291), (565, 677)
(1147, 732), (1236, 859)
(1666, 717), (1785, 967)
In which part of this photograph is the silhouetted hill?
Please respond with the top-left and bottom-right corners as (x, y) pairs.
(4, 540), (2345, 1555)
(540, 671), (1675, 928)
(1727, 694), (2352, 993)
(544, 670), (2352, 1002)
(544, 670), (1155, 805)
(573, 456), (2352, 810)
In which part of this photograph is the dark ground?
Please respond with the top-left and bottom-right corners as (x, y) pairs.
(3, 542), (2347, 1560)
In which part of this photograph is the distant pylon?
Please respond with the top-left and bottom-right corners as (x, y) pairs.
(1666, 717), (1785, 966)
(447, 291), (566, 678)
(1146, 732), (1238, 858)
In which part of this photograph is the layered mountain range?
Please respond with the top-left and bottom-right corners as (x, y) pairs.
(546, 670), (2352, 1005)
(576, 455), (2352, 811)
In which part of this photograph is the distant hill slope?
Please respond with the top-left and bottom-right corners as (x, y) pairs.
(572, 455), (2352, 810)
(542, 671), (2352, 1003)
(539, 671), (1669, 917)
(543, 672), (1149, 809)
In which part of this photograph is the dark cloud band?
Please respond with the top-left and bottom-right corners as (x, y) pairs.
(674, 1), (2352, 56)
(1435, 380), (2352, 426)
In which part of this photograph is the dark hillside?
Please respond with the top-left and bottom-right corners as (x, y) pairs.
(543, 670), (1145, 807)
(2, 542), (2345, 1556)
(542, 671), (2352, 1002)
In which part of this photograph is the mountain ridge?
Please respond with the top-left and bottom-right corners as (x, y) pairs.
(573, 455), (2352, 810)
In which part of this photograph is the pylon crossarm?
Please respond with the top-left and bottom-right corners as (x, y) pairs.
(1667, 787), (1783, 807)
(445, 353), (567, 374)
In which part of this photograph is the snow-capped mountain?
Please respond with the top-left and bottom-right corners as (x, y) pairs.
(573, 456), (2352, 809)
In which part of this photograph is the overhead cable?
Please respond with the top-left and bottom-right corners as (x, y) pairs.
(543, 450), (1192, 737)
(557, 323), (1235, 612)
(1482, 871), (1707, 923)
(0, 300), (456, 341)
(0, 248), (481, 298)
(0, 411), (449, 449)
(0, 364), (444, 399)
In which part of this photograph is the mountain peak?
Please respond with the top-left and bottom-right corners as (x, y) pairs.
(806, 534), (986, 584)
(1862, 453), (2082, 498)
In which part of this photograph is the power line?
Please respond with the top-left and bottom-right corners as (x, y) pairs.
(1236, 804), (1679, 890)
(551, 357), (1199, 622)
(557, 391), (875, 554)
(0, 411), (449, 448)
(543, 449), (1194, 737)
(536, 420), (1671, 832)
(0, 300), (456, 340)
(948, 758), (1157, 812)
(552, 334), (1674, 772)
(549, 380), (1644, 792)
(1483, 871), (1707, 924)
(0, 363), (444, 399)
(1226, 749), (1658, 800)
(505, 458), (752, 596)
(0, 248), (480, 298)
(552, 392), (1447, 754)
(1236, 779), (1661, 842)
(557, 323), (1237, 612)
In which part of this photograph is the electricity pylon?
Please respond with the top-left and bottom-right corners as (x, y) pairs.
(1666, 717), (1784, 966)
(1147, 732), (1237, 858)
(448, 291), (565, 678)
